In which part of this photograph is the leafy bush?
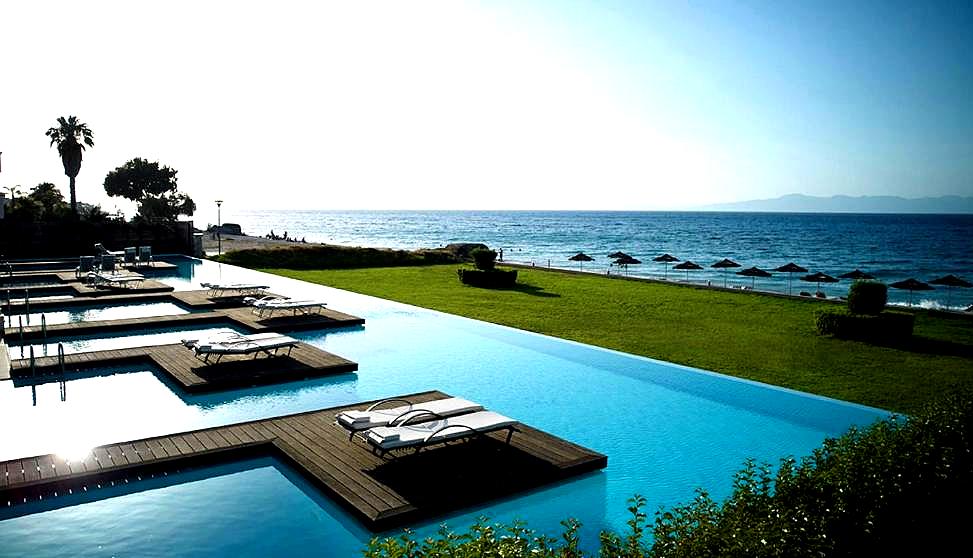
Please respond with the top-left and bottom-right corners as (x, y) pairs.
(457, 268), (518, 287)
(847, 280), (887, 315)
(816, 309), (914, 340)
(215, 245), (461, 270)
(470, 248), (498, 270)
(360, 388), (973, 557)
(648, 388), (973, 557)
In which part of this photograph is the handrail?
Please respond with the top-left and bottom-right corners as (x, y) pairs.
(58, 342), (66, 374)
(24, 288), (29, 322)
(41, 313), (47, 343)
(29, 345), (36, 377)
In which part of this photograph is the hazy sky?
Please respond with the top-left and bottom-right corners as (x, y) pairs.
(1, 0), (970, 223)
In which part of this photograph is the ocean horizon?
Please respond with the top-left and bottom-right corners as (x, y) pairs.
(218, 209), (973, 310)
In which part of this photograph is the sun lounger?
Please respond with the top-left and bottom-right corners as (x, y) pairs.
(182, 331), (299, 363)
(201, 282), (270, 298)
(335, 397), (484, 440)
(91, 271), (145, 289)
(362, 410), (518, 457)
(75, 255), (95, 280)
(248, 297), (327, 318)
(138, 246), (153, 267)
(123, 247), (137, 266)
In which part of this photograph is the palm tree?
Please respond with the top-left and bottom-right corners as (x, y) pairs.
(45, 116), (94, 215)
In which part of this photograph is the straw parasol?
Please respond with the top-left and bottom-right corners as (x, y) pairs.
(735, 266), (772, 290)
(890, 278), (934, 306)
(929, 274), (970, 308)
(569, 252), (594, 270)
(673, 260), (703, 282)
(774, 262), (808, 295)
(839, 269), (875, 281)
(608, 251), (631, 259)
(711, 258), (741, 288)
(613, 255), (642, 274)
(653, 253), (680, 280)
(801, 272), (839, 295)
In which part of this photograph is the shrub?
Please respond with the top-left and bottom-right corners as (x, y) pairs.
(815, 309), (914, 341)
(470, 248), (497, 271)
(457, 268), (518, 288)
(847, 280), (887, 315)
(215, 245), (461, 270)
(359, 388), (973, 557)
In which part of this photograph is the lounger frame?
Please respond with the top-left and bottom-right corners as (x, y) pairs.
(363, 411), (518, 458)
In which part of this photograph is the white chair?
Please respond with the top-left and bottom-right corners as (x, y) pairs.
(335, 397), (484, 440)
(362, 411), (518, 457)
(182, 332), (299, 363)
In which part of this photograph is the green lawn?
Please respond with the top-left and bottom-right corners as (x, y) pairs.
(265, 265), (973, 414)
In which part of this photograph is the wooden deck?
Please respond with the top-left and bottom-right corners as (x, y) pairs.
(11, 294), (364, 341)
(8, 342), (357, 392)
(0, 391), (606, 530)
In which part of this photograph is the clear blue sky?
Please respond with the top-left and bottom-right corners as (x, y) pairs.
(1, 0), (970, 219)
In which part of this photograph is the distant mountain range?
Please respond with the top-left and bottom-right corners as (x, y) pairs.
(701, 194), (973, 214)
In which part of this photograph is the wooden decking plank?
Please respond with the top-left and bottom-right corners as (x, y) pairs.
(170, 435), (193, 455)
(0, 462), (9, 489)
(269, 418), (400, 507)
(103, 445), (127, 467)
(36, 455), (57, 481)
(157, 436), (182, 457)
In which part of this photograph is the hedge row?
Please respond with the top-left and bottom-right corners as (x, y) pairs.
(815, 309), (915, 341)
(214, 245), (461, 270)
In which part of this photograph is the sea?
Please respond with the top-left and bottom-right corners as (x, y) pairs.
(224, 210), (973, 310)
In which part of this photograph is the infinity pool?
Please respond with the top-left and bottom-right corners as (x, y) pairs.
(0, 256), (889, 555)
(3, 301), (192, 328)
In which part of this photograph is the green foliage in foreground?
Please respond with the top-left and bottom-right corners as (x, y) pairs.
(364, 390), (973, 557)
(265, 265), (973, 414)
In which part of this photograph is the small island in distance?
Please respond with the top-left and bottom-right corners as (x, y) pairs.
(701, 193), (973, 214)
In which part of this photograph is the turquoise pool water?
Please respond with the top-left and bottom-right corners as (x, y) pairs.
(0, 256), (890, 555)
(3, 301), (191, 328)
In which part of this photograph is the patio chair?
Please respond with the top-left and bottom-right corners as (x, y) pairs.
(75, 255), (96, 280)
(362, 410), (518, 457)
(248, 297), (327, 318)
(124, 247), (137, 266)
(182, 332), (299, 363)
(101, 255), (117, 272)
(92, 271), (144, 289)
(335, 397), (484, 440)
(138, 246), (153, 267)
(201, 282), (270, 298)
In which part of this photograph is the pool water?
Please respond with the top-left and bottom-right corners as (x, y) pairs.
(10, 324), (245, 359)
(3, 301), (191, 328)
(0, 256), (890, 554)
(0, 457), (370, 558)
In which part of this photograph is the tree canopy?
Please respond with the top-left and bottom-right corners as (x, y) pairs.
(45, 115), (94, 215)
(103, 158), (196, 222)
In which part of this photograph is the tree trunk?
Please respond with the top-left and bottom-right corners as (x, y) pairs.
(69, 175), (78, 216)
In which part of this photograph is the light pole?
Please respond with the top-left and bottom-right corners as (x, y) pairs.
(215, 200), (223, 256)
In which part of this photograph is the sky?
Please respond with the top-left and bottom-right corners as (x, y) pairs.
(0, 0), (971, 224)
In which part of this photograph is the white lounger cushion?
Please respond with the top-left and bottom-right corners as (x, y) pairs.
(336, 397), (484, 430)
(202, 282), (269, 291)
(188, 332), (297, 354)
(365, 411), (516, 450)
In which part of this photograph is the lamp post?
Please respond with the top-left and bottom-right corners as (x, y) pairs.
(216, 200), (223, 256)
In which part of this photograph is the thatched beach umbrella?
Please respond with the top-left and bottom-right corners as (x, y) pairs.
(736, 266), (772, 290)
(929, 274), (971, 308)
(774, 262), (808, 295)
(801, 272), (839, 295)
(569, 252), (594, 271)
(890, 278), (934, 307)
(614, 255), (642, 275)
(839, 269), (875, 281)
(653, 253), (679, 280)
(711, 258), (741, 288)
(608, 251), (631, 259)
(673, 260), (703, 282)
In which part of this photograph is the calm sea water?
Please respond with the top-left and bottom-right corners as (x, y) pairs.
(225, 210), (973, 309)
